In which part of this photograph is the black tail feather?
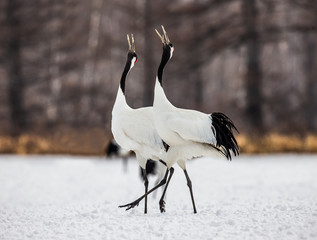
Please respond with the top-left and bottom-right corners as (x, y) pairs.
(211, 112), (239, 160)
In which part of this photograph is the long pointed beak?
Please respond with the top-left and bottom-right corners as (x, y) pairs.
(131, 34), (136, 52)
(161, 25), (170, 43)
(127, 34), (136, 52)
(155, 29), (165, 43)
(127, 34), (132, 51)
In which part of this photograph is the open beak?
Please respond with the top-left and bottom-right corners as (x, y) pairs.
(127, 34), (136, 52)
(155, 25), (170, 44)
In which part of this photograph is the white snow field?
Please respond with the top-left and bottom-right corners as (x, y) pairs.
(0, 154), (317, 240)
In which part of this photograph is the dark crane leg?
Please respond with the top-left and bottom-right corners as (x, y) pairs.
(119, 168), (170, 211)
(184, 169), (197, 214)
(159, 167), (174, 213)
(143, 169), (149, 214)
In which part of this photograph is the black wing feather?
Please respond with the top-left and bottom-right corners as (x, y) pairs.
(210, 112), (239, 160)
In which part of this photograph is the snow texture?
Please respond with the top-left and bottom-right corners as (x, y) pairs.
(0, 154), (317, 240)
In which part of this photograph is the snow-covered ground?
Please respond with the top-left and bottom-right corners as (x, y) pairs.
(0, 154), (316, 240)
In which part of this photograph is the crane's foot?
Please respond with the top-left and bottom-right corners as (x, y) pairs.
(119, 200), (140, 211)
(119, 169), (170, 213)
(159, 199), (166, 213)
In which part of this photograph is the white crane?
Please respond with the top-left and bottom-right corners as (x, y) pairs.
(152, 26), (239, 213)
(112, 34), (168, 214)
(118, 27), (239, 214)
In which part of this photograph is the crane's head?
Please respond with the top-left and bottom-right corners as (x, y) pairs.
(127, 34), (138, 69)
(155, 25), (174, 59)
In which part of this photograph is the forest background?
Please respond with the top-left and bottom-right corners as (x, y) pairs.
(0, 0), (316, 155)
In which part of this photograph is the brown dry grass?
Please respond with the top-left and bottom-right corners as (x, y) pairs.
(0, 127), (110, 155)
(0, 131), (317, 155)
(237, 133), (317, 154)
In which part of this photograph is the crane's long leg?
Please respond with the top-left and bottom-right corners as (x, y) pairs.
(143, 168), (149, 214)
(159, 167), (174, 213)
(119, 168), (169, 211)
(184, 169), (197, 214)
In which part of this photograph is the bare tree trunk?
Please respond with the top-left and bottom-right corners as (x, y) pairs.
(83, 0), (104, 87)
(46, 0), (62, 127)
(82, 0), (104, 124)
(303, 32), (317, 132)
(192, 1), (203, 110)
(143, 0), (154, 106)
(304, 2), (317, 132)
(242, 0), (263, 132)
(5, 0), (25, 136)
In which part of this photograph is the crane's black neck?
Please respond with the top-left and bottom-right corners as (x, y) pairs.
(157, 46), (171, 86)
(120, 59), (132, 94)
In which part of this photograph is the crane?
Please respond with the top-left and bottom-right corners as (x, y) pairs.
(111, 34), (167, 214)
(152, 26), (239, 213)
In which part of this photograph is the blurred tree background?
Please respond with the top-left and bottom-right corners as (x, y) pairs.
(0, 0), (316, 154)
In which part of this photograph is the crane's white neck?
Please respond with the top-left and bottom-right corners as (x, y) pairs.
(153, 77), (173, 110)
(130, 57), (136, 69)
(113, 87), (131, 114)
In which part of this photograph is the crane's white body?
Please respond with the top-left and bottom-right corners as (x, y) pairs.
(153, 77), (223, 169)
(112, 87), (167, 169)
